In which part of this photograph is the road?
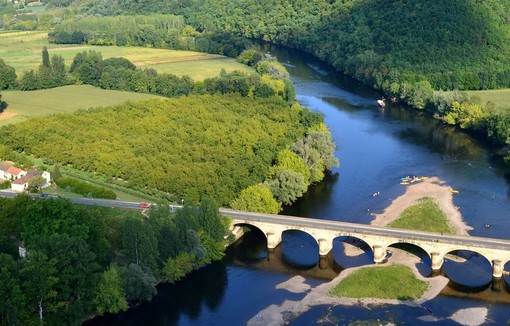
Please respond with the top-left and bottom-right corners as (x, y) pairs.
(3, 191), (510, 251)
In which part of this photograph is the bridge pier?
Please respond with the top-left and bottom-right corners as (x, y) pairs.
(373, 245), (386, 263)
(492, 259), (503, 278)
(266, 232), (282, 250)
(431, 252), (444, 271)
(318, 238), (333, 256)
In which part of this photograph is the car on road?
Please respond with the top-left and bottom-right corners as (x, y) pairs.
(40, 193), (48, 198)
(139, 202), (150, 209)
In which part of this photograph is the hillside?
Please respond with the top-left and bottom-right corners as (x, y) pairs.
(184, 0), (510, 91)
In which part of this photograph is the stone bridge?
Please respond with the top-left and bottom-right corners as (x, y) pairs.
(220, 208), (510, 278)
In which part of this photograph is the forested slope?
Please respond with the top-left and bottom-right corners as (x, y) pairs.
(184, 0), (510, 91)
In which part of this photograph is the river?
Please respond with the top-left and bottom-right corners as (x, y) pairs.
(86, 46), (510, 325)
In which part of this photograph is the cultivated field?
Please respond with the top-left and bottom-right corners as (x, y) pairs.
(466, 89), (510, 108)
(0, 31), (252, 79)
(0, 85), (162, 126)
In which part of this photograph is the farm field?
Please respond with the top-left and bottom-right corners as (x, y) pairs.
(0, 85), (162, 126)
(0, 31), (252, 79)
(466, 89), (510, 108)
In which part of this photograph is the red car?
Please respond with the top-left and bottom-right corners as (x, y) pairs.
(139, 202), (150, 209)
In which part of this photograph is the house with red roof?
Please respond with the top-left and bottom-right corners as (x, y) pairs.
(0, 161), (51, 192)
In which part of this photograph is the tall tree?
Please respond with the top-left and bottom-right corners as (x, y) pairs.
(93, 264), (128, 315)
(50, 55), (68, 87)
(122, 263), (157, 303)
(41, 47), (50, 68)
(230, 184), (281, 214)
(122, 217), (158, 271)
(21, 250), (58, 324)
(0, 59), (16, 90)
(0, 254), (24, 326)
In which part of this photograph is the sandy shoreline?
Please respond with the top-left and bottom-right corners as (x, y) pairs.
(248, 177), (477, 326)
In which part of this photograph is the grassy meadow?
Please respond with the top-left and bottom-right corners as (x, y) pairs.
(388, 197), (454, 234)
(0, 31), (252, 79)
(0, 85), (162, 126)
(329, 264), (428, 300)
(466, 89), (510, 108)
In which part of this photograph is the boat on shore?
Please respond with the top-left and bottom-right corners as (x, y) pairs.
(377, 98), (386, 108)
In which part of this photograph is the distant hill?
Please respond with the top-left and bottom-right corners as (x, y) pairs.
(182, 0), (510, 91)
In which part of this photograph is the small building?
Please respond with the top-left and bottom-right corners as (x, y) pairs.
(11, 169), (51, 192)
(0, 162), (10, 180)
(5, 166), (26, 180)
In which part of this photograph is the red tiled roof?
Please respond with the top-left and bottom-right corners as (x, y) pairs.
(0, 162), (11, 172)
(6, 166), (23, 175)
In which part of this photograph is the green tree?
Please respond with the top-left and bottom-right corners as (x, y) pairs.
(28, 176), (46, 191)
(0, 93), (6, 113)
(50, 55), (68, 87)
(267, 148), (311, 184)
(41, 46), (50, 68)
(197, 197), (224, 242)
(0, 59), (17, 90)
(266, 169), (308, 205)
(0, 254), (24, 326)
(93, 264), (128, 315)
(161, 252), (195, 284)
(51, 164), (62, 182)
(19, 70), (40, 91)
(122, 217), (158, 271)
(230, 184), (281, 214)
(122, 263), (157, 303)
(21, 250), (58, 324)
(487, 112), (510, 145)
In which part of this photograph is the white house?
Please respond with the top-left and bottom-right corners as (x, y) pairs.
(0, 162), (51, 192)
(11, 169), (51, 192)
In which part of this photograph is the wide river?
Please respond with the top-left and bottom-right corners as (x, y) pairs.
(87, 46), (510, 325)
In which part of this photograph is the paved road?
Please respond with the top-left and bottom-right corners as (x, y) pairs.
(0, 190), (146, 209)
(3, 191), (510, 251)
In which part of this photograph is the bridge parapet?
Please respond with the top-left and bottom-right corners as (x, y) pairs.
(225, 210), (510, 279)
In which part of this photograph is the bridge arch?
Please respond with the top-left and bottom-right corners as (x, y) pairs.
(332, 236), (373, 268)
(387, 241), (432, 276)
(443, 249), (493, 287)
(280, 229), (320, 267)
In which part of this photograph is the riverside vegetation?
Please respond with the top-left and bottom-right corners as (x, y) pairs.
(0, 195), (230, 325)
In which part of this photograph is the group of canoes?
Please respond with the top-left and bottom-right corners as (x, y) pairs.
(400, 176), (427, 185)
(399, 176), (460, 194)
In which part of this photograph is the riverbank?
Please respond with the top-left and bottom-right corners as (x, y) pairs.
(247, 176), (481, 326)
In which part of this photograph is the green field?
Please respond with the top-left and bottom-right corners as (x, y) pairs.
(0, 85), (162, 126)
(0, 31), (252, 79)
(388, 197), (454, 234)
(466, 89), (510, 109)
(329, 264), (428, 300)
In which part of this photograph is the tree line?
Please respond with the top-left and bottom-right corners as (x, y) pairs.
(0, 195), (229, 325)
(0, 46), (295, 104)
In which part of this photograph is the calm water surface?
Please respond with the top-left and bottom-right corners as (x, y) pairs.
(86, 46), (510, 325)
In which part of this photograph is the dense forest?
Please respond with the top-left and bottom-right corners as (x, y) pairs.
(0, 94), (336, 207)
(8, 0), (504, 150)
(0, 195), (230, 325)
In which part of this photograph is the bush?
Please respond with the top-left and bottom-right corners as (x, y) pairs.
(0, 180), (11, 189)
(55, 177), (117, 199)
